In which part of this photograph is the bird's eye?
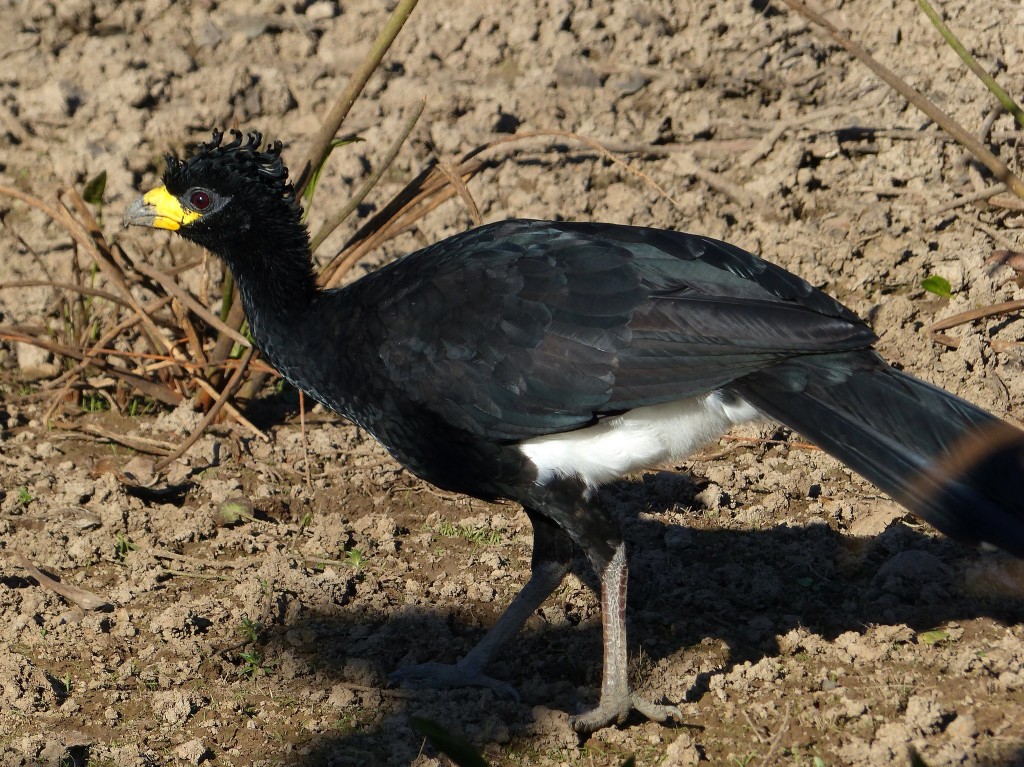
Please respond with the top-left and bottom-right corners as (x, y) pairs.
(190, 190), (211, 210)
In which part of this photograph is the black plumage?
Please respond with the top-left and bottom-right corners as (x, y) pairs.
(124, 131), (1024, 732)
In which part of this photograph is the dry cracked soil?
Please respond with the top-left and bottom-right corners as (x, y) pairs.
(1, 0), (1024, 765)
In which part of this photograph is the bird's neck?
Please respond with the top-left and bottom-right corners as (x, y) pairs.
(219, 236), (320, 342)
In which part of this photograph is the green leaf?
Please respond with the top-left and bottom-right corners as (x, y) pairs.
(918, 629), (949, 645)
(329, 136), (364, 150)
(82, 170), (107, 205)
(410, 718), (490, 767)
(302, 134), (364, 217)
(921, 275), (951, 298)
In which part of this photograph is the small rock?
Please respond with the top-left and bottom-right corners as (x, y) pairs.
(946, 712), (978, 741)
(174, 737), (208, 765)
(606, 71), (649, 95)
(661, 732), (702, 766)
(303, 0), (338, 20)
(874, 550), (951, 600)
(15, 342), (58, 380)
(844, 697), (867, 719)
(998, 670), (1023, 690)
(152, 400), (203, 435)
(694, 482), (723, 510)
(553, 56), (602, 88)
(904, 694), (949, 735)
(327, 684), (355, 708)
(152, 690), (200, 727)
(284, 627), (317, 648)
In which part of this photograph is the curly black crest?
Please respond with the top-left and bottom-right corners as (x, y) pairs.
(163, 129), (297, 206)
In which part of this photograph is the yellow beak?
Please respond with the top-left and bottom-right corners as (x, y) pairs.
(122, 186), (201, 231)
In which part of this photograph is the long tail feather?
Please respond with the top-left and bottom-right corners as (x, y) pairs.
(731, 350), (1024, 556)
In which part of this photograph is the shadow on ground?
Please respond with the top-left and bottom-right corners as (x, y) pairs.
(241, 479), (1024, 766)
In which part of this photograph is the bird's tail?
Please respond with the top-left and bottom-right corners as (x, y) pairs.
(731, 350), (1024, 556)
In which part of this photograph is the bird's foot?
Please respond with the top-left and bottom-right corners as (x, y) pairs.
(570, 691), (683, 733)
(389, 662), (520, 701)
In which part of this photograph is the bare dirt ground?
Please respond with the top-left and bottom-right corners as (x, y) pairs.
(1, 0), (1024, 765)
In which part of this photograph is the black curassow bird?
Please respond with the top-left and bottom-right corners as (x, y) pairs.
(124, 131), (1024, 732)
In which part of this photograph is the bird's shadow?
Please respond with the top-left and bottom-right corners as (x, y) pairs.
(247, 472), (1024, 766)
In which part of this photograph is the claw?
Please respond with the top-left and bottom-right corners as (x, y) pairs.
(389, 662), (521, 702)
(569, 692), (683, 733)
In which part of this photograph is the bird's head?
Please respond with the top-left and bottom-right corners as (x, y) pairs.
(123, 130), (306, 260)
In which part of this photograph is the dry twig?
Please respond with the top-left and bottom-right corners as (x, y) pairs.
(12, 552), (111, 611)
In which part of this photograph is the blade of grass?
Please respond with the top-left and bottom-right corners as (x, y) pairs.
(321, 128), (694, 287)
(915, 0), (1024, 130)
(218, 272), (235, 323)
(0, 185), (65, 222)
(436, 159), (483, 226)
(309, 99), (425, 252)
(927, 299), (1024, 334)
(192, 376), (268, 441)
(0, 280), (130, 308)
(293, 0), (420, 195)
(57, 191), (173, 357)
(205, 298), (247, 385)
(129, 260), (250, 347)
(302, 135), (365, 222)
(171, 298), (209, 367)
(53, 421), (177, 456)
(0, 327), (184, 406)
(777, 0), (1024, 200)
(154, 344), (257, 472)
(42, 295), (174, 391)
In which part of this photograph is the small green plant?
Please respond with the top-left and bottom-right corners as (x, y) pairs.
(921, 275), (952, 298)
(80, 392), (109, 412)
(344, 548), (366, 570)
(238, 649), (272, 679)
(239, 617), (263, 644)
(114, 533), (137, 561)
(61, 672), (72, 695)
(433, 519), (504, 546)
(82, 169), (107, 225)
(17, 487), (32, 506)
(127, 397), (158, 418)
(917, 629), (950, 646)
(215, 497), (257, 527)
(301, 136), (363, 222)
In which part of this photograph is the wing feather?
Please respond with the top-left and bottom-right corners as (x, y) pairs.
(349, 220), (875, 441)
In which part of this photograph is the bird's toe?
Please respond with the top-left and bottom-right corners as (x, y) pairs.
(389, 662), (520, 701)
(570, 691), (683, 733)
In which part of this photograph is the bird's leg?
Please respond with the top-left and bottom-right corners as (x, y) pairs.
(390, 510), (572, 699)
(561, 491), (683, 733)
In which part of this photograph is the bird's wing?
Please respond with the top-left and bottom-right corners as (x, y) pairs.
(356, 220), (876, 441)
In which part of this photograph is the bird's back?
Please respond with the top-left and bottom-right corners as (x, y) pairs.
(267, 220), (876, 497)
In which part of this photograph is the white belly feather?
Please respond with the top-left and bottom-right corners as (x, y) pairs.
(519, 391), (760, 488)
